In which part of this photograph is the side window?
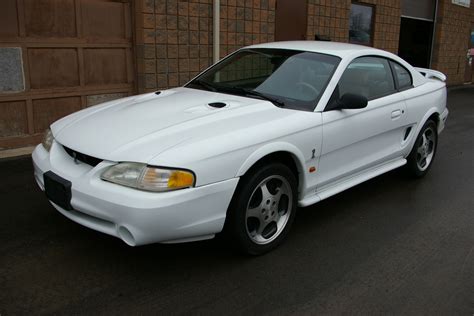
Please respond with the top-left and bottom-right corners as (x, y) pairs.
(391, 61), (412, 90)
(337, 56), (396, 100)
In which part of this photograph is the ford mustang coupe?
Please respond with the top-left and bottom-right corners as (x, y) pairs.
(32, 41), (448, 255)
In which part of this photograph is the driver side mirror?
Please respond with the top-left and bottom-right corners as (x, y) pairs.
(326, 93), (368, 111)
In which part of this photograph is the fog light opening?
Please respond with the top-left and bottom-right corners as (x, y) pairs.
(118, 226), (136, 246)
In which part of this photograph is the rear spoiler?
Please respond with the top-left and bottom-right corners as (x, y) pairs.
(414, 67), (447, 82)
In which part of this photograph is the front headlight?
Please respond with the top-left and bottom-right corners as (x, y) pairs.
(42, 128), (54, 152)
(101, 162), (195, 192)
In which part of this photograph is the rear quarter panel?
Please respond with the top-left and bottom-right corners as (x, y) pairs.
(400, 80), (447, 156)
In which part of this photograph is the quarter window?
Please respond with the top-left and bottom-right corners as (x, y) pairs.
(391, 61), (412, 90)
(337, 56), (396, 100)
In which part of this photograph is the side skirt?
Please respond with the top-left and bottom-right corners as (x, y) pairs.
(298, 157), (407, 207)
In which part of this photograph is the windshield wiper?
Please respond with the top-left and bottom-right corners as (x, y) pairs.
(192, 79), (217, 92)
(190, 80), (285, 107)
(240, 88), (285, 108)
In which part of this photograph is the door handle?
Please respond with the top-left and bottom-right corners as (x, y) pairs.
(391, 109), (402, 119)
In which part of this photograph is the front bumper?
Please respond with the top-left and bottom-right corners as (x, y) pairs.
(32, 143), (239, 246)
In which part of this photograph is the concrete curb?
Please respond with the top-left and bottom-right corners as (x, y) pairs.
(0, 146), (34, 161)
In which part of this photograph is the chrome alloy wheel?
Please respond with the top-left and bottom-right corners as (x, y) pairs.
(416, 126), (436, 171)
(245, 175), (293, 245)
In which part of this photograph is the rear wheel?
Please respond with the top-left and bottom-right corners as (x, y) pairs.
(406, 120), (438, 177)
(225, 163), (297, 255)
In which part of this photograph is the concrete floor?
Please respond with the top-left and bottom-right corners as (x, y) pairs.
(0, 87), (473, 315)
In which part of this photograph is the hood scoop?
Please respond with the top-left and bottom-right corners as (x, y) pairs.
(208, 102), (227, 109)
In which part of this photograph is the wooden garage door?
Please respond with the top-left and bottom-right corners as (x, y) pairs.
(0, 0), (134, 150)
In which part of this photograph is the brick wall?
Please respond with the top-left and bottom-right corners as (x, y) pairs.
(134, 0), (276, 92)
(134, 0), (214, 93)
(306, 0), (401, 54)
(431, 0), (474, 85)
(307, 0), (351, 43)
(133, 0), (473, 91)
(219, 0), (276, 59)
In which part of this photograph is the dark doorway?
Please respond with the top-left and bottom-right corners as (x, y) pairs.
(398, 17), (434, 68)
(275, 0), (308, 41)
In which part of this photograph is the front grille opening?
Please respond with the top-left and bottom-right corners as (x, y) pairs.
(63, 146), (102, 167)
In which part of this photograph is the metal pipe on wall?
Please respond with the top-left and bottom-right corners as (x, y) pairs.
(429, 0), (439, 68)
(213, 0), (220, 64)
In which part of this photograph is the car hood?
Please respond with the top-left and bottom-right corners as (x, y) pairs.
(52, 87), (290, 163)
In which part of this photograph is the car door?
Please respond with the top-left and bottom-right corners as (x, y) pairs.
(316, 56), (408, 188)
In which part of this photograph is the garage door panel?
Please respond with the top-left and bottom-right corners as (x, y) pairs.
(24, 0), (77, 38)
(28, 48), (80, 89)
(81, 0), (128, 40)
(0, 101), (28, 137)
(0, 0), (133, 150)
(0, 0), (19, 38)
(84, 48), (128, 85)
(33, 97), (82, 133)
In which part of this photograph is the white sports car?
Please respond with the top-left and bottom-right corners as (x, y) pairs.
(32, 41), (448, 255)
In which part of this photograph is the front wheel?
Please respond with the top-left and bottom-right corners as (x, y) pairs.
(225, 163), (298, 255)
(406, 120), (438, 177)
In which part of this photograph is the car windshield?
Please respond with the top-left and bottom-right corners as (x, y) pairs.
(186, 48), (341, 111)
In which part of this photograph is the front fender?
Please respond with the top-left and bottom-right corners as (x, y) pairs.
(236, 142), (307, 194)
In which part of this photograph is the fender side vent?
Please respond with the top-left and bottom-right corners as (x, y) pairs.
(404, 127), (412, 140)
(208, 102), (227, 108)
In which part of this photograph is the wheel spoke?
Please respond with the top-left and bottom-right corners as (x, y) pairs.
(274, 187), (282, 203)
(422, 133), (428, 147)
(274, 211), (281, 224)
(246, 206), (262, 219)
(417, 144), (425, 156)
(256, 221), (266, 236)
(420, 157), (426, 168)
(260, 182), (273, 202)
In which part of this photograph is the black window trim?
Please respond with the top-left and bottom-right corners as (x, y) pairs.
(388, 60), (414, 92)
(323, 55), (416, 111)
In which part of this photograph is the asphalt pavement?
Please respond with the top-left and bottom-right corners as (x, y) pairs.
(1, 87), (473, 315)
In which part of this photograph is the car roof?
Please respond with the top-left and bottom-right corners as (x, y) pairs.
(245, 41), (385, 58)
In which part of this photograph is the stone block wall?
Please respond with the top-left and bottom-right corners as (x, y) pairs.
(134, 0), (473, 91)
(431, 0), (474, 85)
(306, 0), (401, 54)
(134, 0), (214, 93)
(219, 0), (276, 58)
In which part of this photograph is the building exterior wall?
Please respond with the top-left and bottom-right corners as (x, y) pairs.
(133, 0), (405, 94)
(432, 0), (474, 85)
(134, 0), (214, 94)
(133, 0), (277, 94)
(306, 0), (401, 53)
(219, 0), (276, 59)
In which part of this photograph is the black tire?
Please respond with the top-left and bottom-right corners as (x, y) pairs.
(405, 120), (438, 178)
(225, 162), (298, 255)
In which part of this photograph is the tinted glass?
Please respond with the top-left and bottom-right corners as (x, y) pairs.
(349, 3), (374, 46)
(186, 48), (341, 111)
(391, 61), (412, 89)
(337, 56), (396, 100)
